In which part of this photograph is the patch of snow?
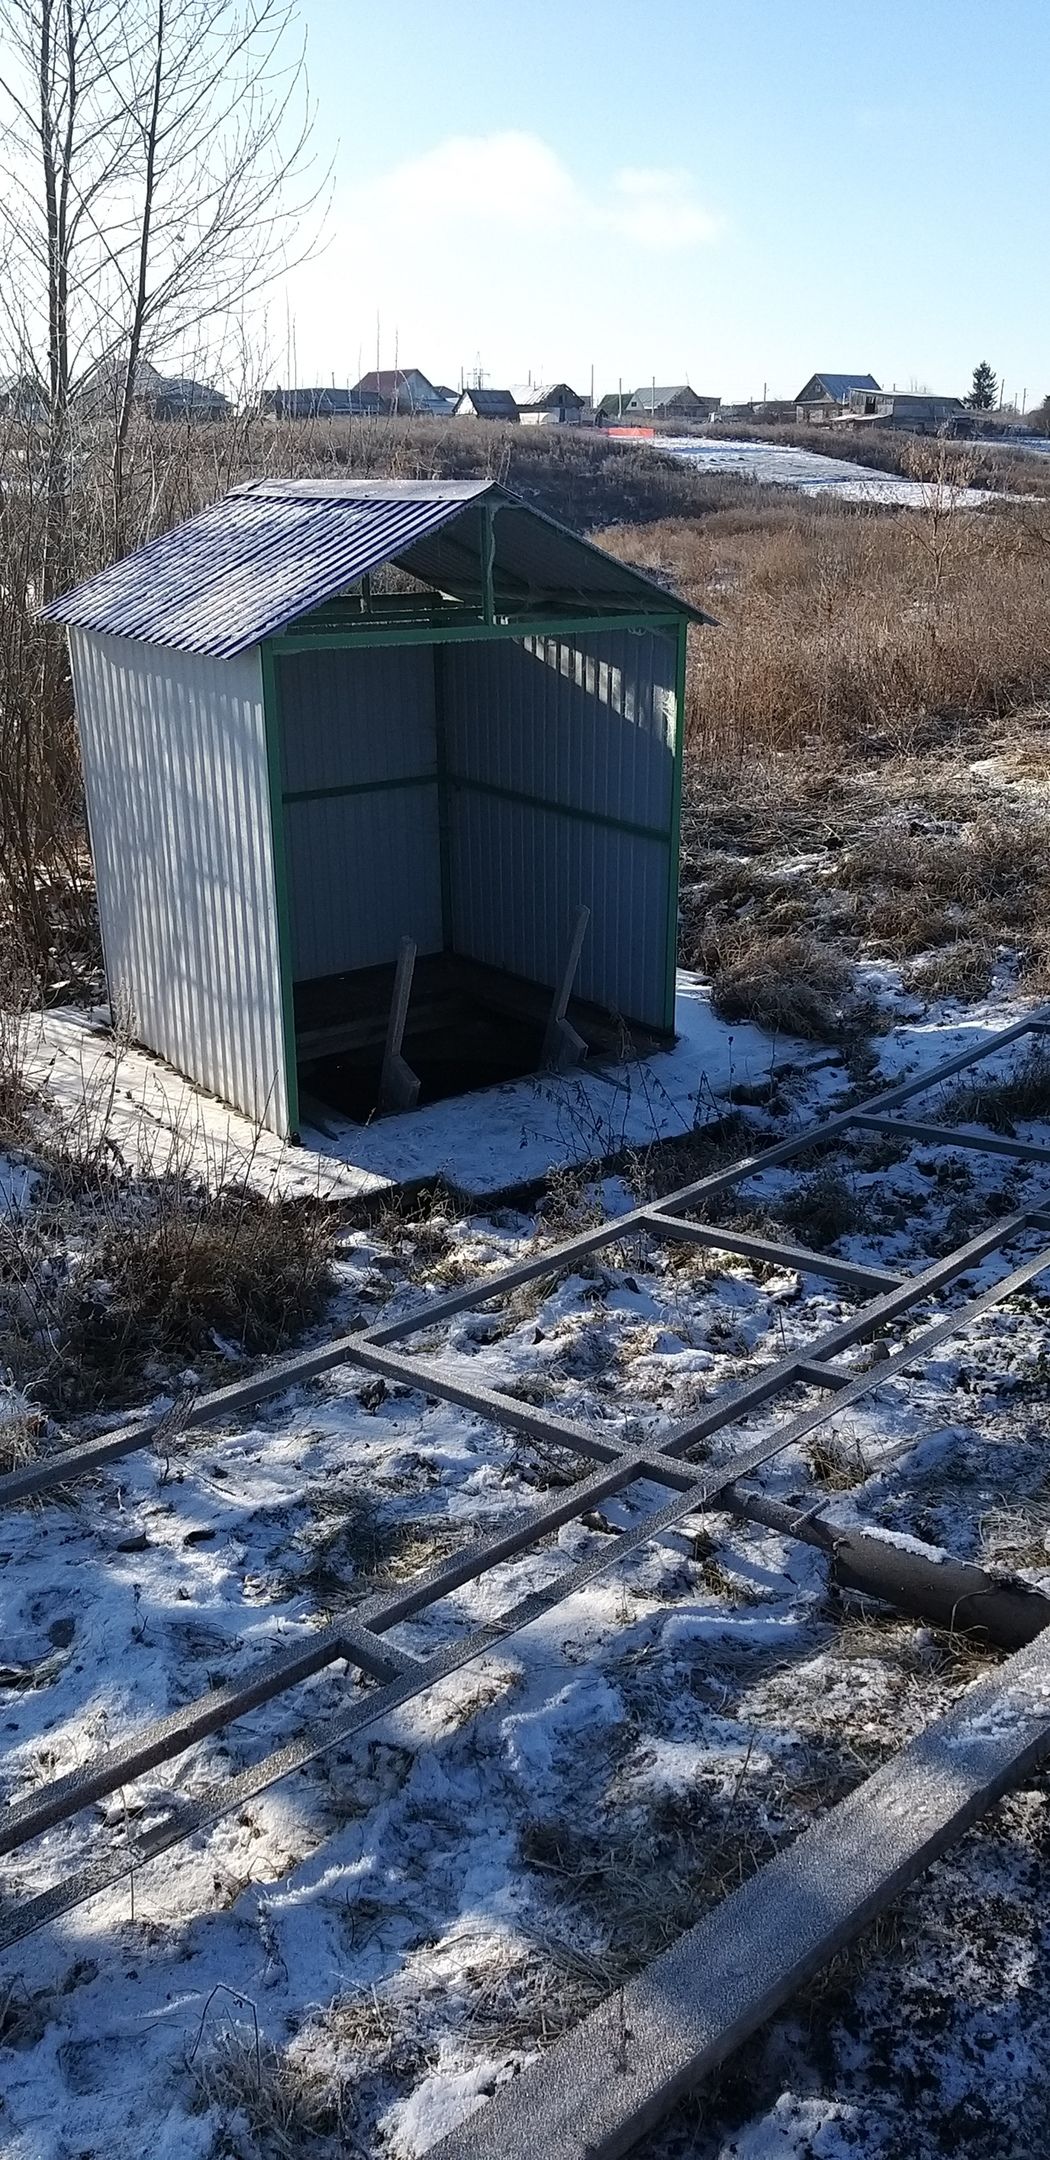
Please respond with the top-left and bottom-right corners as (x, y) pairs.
(21, 976), (791, 1206)
(655, 434), (1011, 508)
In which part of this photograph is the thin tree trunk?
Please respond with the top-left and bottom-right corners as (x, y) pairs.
(113, 0), (165, 548)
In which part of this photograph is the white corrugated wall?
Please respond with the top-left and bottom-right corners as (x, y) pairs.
(441, 628), (678, 1028)
(69, 628), (289, 1133)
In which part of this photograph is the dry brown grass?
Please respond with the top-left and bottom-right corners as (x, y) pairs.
(598, 497), (1050, 759)
(0, 1158), (334, 1415)
(940, 1044), (1050, 1133)
(781, 1169), (861, 1248)
(706, 928), (859, 1042)
(903, 941), (996, 1003)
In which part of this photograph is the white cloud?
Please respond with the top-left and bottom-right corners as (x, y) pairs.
(353, 131), (720, 255)
(610, 166), (722, 251)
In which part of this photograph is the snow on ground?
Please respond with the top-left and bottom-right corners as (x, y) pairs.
(654, 436), (1009, 508)
(5, 994), (1050, 2157)
(21, 978), (788, 1208)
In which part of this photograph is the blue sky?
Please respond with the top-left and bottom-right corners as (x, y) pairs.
(279, 0), (1048, 404)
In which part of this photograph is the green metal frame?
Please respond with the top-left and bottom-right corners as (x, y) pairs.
(663, 620), (689, 1033)
(263, 606), (690, 1105)
(268, 610), (685, 654)
(259, 643), (302, 1138)
(446, 772), (673, 848)
(432, 645), (455, 949)
(283, 772), (436, 806)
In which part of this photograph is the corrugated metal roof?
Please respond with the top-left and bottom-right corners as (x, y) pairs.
(456, 388), (520, 418)
(39, 484), (487, 658)
(802, 373), (881, 401)
(40, 478), (708, 657)
(399, 497), (712, 624)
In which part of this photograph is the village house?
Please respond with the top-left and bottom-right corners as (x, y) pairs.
(624, 385), (720, 420)
(0, 373), (47, 422)
(454, 387), (520, 422)
(353, 369), (454, 415)
(260, 387), (383, 419)
(79, 357), (230, 421)
(510, 382), (592, 426)
(794, 371), (880, 422)
(842, 388), (966, 434)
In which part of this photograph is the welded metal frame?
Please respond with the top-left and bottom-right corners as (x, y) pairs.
(265, 600), (689, 1108)
(3, 1008), (1050, 1964)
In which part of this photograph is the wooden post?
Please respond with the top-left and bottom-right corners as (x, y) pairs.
(542, 904), (590, 1072)
(378, 938), (421, 1114)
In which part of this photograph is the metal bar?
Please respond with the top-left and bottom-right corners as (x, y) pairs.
(378, 936), (421, 1115)
(680, 1240), (1050, 1480)
(481, 501), (496, 625)
(663, 618), (688, 1032)
(447, 772), (674, 848)
(852, 1111), (1050, 1166)
(657, 1211), (1034, 1457)
(431, 1627), (1050, 2160)
(282, 771), (437, 805)
(433, 643), (455, 950)
(0, 1631), (344, 1858)
(542, 904), (590, 1071)
(6, 1241), (1047, 1883)
(794, 1359), (852, 1390)
(640, 1213), (903, 1294)
(341, 1344), (641, 1474)
(3, 1016), (1047, 1513)
(259, 641), (301, 1139)
(267, 613), (687, 654)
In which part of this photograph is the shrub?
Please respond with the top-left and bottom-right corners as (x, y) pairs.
(706, 929), (857, 1042)
(0, 1166), (334, 1415)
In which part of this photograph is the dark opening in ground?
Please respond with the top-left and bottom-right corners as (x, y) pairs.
(293, 953), (647, 1127)
(301, 1000), (547, 1122)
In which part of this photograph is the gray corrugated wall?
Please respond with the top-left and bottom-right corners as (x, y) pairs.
(69, 628), (289, 1133)
(276, 644), (443, 979)
(441, 629), (677, 1027)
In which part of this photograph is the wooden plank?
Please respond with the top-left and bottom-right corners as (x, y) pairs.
(297, 995), (454, 1063)
(433, 1626), (1050, 2160)
(379, 937), (421, 1114)
(542, 904), (590, 1071)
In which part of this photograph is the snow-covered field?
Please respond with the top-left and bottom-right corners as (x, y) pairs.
(655, 435), (1007, 508)
(4, 988), (1050, 2159)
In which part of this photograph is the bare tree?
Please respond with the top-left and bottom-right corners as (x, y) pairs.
(0, 0), (325, 549)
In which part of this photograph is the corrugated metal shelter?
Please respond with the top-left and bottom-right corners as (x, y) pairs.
(42, 479), (708, 1137)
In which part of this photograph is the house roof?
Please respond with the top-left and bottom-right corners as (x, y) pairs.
(260, 387), (378, 416)
(628, 386), (703, 409)
(354, 369), (437, 398)
(799, 372), (881, 402)
(457, 388), (520, 418)
(510, 382), (584, 409)
(39, 478), (712, 658)
(155, 376), (228, 407)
